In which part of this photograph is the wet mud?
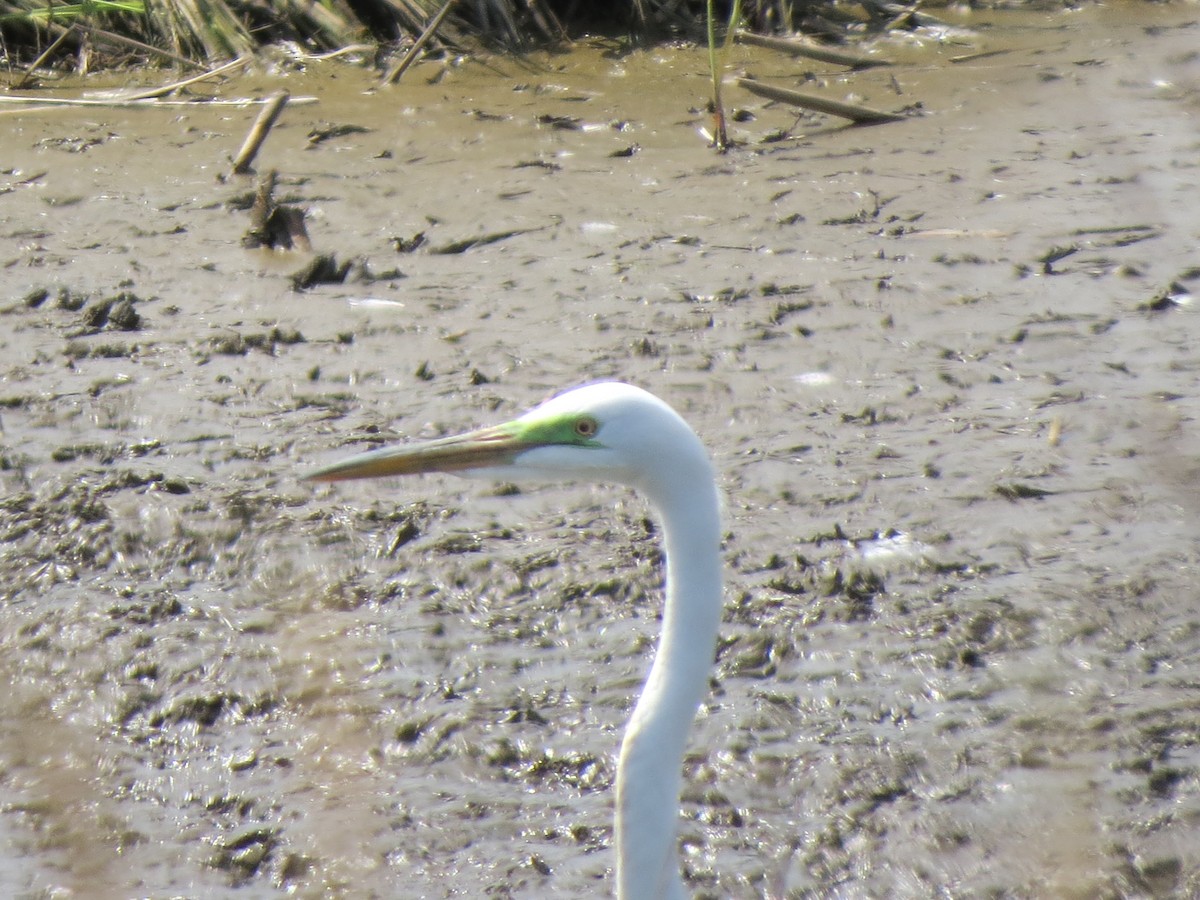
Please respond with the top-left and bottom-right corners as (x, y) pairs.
(1, 5), (1199, 898)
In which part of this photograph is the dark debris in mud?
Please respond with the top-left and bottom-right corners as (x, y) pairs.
(202, 326), (306, 358)
(1138, 281), (1193, 313)
(429, 227), (543, 256)
(8, 285), (155, 360)
(305, 123), (371, 147)
(390, 231), (427, 253)
(75, 291), (144, 334)
(290, 254), (406, 290)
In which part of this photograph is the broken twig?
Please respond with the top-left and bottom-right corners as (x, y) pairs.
(14, 24), (77, 90)
(735, 31), (890, 69)
(0, 96), (315, 116)
(118, 56), (252, 101)
(73, 21), (212, 71)
(232, 90), (290, 175)
(734, 76), (904, 125)
(381, 0), (457, 87)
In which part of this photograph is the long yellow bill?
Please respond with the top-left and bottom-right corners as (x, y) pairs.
(305, 423), (527, 483)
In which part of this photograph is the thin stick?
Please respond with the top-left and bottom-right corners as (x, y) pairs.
(882, 2), (923, 32)
(706, 0), (728, 151)
(0, 95), (314, 107)
(734, 76), (904, 124)
(117, 56), (251, 101)
(381, 0), (456, 87)
(231, 90), (289, 175)
(292, 43), (376, 61)
(15, 24), (77, 89)
(73, 21), (211, 71)
(949, 48), (1012, 64)
(0, 96), (316, 116)
(735, 31), (890, 69)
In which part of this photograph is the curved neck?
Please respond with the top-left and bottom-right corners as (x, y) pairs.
(615, 472), (722, 900)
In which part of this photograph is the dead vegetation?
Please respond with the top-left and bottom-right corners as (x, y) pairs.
(1, 1), (1080, 74)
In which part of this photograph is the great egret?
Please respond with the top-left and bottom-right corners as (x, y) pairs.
(307, 382), (723, 900)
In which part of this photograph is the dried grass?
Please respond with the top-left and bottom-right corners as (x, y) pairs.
(0, 0), (983, 70)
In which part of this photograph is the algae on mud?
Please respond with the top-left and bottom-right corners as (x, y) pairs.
(1, 5), (1199, 898)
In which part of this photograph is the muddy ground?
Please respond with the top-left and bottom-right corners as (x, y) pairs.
(1, 5), (1199, 899)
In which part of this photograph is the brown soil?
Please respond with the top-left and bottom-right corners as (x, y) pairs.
(1, 6), (1198, 898)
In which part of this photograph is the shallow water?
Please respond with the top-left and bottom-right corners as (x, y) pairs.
(1, 4), (1198, 897)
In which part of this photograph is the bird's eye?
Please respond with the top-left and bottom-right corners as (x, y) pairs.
(574, 416), (598, 438)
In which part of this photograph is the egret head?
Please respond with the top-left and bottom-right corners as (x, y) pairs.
(306, 382), (711, 503)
